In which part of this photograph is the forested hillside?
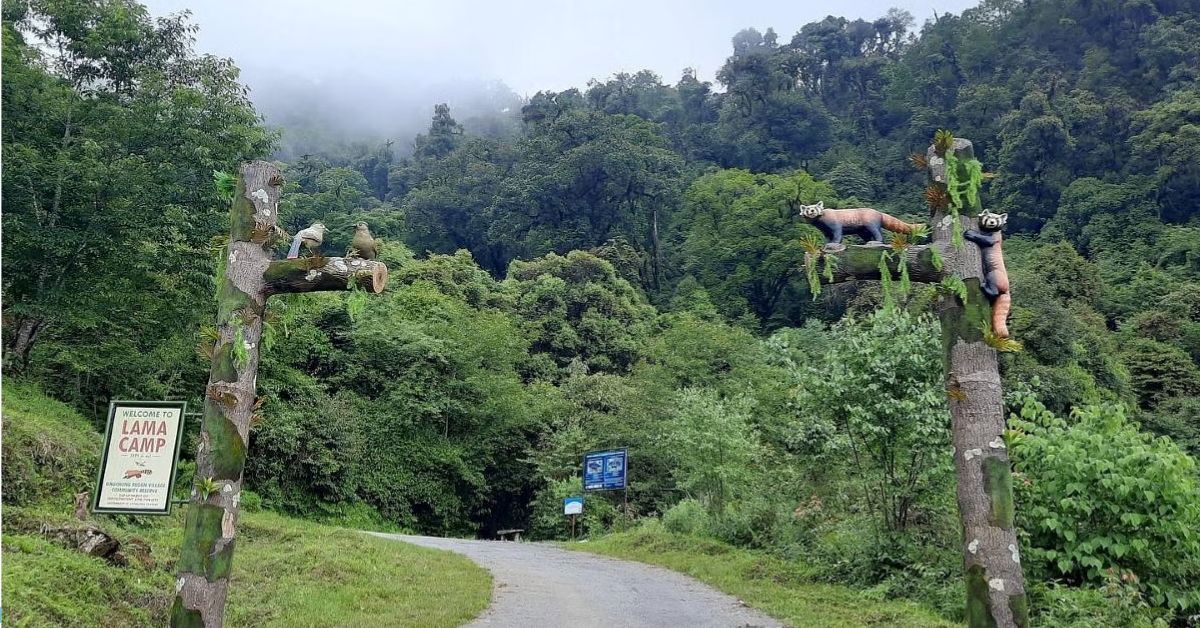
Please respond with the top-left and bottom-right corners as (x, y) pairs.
(3, 0), (1199, 624)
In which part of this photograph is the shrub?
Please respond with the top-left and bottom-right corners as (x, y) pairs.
(529, 477), (618, 540)
(1008, 395), (1200, 612)
(662, 498), (710, 536)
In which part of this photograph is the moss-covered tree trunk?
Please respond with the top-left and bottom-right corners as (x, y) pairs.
(171, 161), (387, 627)
(928, 139), (1027, 628)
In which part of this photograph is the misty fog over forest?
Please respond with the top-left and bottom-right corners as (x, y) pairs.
(141, 0), (976, 158)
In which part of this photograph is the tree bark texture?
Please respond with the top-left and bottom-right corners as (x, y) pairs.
(171, 161), (388, 627)
(263, 256), (387, 296)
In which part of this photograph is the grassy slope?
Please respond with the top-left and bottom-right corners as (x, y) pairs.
(569, 522), (954, 628)
(1, 382), (491, 627)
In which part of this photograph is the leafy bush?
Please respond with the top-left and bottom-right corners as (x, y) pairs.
(528, 477), (618, 540)
(1027, 578), (1172, 628)
(662, 498), (710, 536)
(1008, 395), (1200, 612)
(787, 309), (951, 531)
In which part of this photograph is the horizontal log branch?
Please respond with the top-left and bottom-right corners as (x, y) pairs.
(262, 256), (388, 296)
(812, 243), (944, 285)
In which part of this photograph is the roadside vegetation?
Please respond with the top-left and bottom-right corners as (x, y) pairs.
(571, 522), (954, 628)
(1, 382), (491, 627)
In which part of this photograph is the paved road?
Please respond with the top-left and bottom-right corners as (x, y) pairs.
(372, 533), (783, 628)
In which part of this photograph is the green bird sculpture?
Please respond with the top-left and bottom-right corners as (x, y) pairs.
(349, 222), (378, 260)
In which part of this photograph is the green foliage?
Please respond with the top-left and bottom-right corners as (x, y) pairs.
(661, 389), (762, 515)
(787, 309), (950, 531)
(938, 275), (967, 302)
(676, 169), (839, 323)
(197, 476), (219, 500)
(2, 3), (275, 398)
(212, 170), (236, 204)
(983, 323), (1023, 353)
(662, 498), (712, 536)
(1008, 395), (1200, 612)
(528, 477), (618, 541)
(231, 322), (249, 369)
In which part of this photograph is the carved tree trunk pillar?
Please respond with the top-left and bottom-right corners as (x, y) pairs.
(170, 161), (388, 628)
(929, 138), (1028, 628)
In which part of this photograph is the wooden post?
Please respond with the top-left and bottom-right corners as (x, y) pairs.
(813, 137), (1027, 627)
(170, 161), (388, 628)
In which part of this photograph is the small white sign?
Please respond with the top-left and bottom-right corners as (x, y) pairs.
(94, 401), (186, 515)
(564, 496), (584, 516)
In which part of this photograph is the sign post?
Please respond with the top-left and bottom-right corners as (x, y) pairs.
(93, 400), (187, 516)
(563, 496), (583, 540)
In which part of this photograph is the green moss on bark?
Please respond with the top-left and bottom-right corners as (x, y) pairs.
(966, 564), (998, 628)
(263, 257), (324, 282)
(177, 504), (229, 579)
(982, 456), (1015, 528)
(169, 598), (205, 628)
(211, 342), (238, 383)
(940, 278), (992, 372)
(230, 176), (255, 243)
(216, 281), (254, 326)
(201, 402), (246, 481)
(1008, 593), (1029, 628)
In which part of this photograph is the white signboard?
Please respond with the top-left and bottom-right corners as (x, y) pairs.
(564, 496), (584, 515)
(93, 401), (186, 515)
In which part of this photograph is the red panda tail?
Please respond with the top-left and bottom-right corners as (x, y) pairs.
(992, 292), (1012, 339)
(879, 212), (923, 234)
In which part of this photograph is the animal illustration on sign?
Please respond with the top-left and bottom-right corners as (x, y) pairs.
(963, 210), (1012, 338)
(798, 201), (923, 247)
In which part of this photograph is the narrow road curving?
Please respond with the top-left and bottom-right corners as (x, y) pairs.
(372, 533), (783, 628)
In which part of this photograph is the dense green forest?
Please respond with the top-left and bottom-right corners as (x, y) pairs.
(3, 0), (1199, 624)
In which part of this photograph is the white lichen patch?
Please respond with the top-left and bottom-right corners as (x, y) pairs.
(232, 492), (241, 509)
(1009, 544), (1020, 564)
(176, 577), (185, 593)
(964, 448), (983, 461)
(989, 437), (1006, 449)
(222, 483), (233, 493)
(251, 188), (270, 205)
(304, 270), (320, 281)
(968, 539), (980, 554)
(939, 214), (954, 229)
(228, 251), (238, 265)
(929, 155), (946, 181)
(988, 578), (1005, 592)
(332, 259), (348, 272)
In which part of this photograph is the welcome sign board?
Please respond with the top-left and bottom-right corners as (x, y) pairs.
(93, 400), (186, 515)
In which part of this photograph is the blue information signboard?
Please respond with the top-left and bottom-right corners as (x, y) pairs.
(583, 448), (627, 491)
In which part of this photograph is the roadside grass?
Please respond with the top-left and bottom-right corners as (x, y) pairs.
(2, 381), (491, 627)
(226, 512), (491, 627)
(567, 521), (955, 628)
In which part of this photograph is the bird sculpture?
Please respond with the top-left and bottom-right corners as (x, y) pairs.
(349, 222), (379, 260)
(287, 222), (327, 259)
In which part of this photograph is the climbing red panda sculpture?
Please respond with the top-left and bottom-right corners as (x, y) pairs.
(963, 210), (1011, 339)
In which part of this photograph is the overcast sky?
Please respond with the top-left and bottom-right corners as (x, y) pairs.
(143, 0), (976, 95)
